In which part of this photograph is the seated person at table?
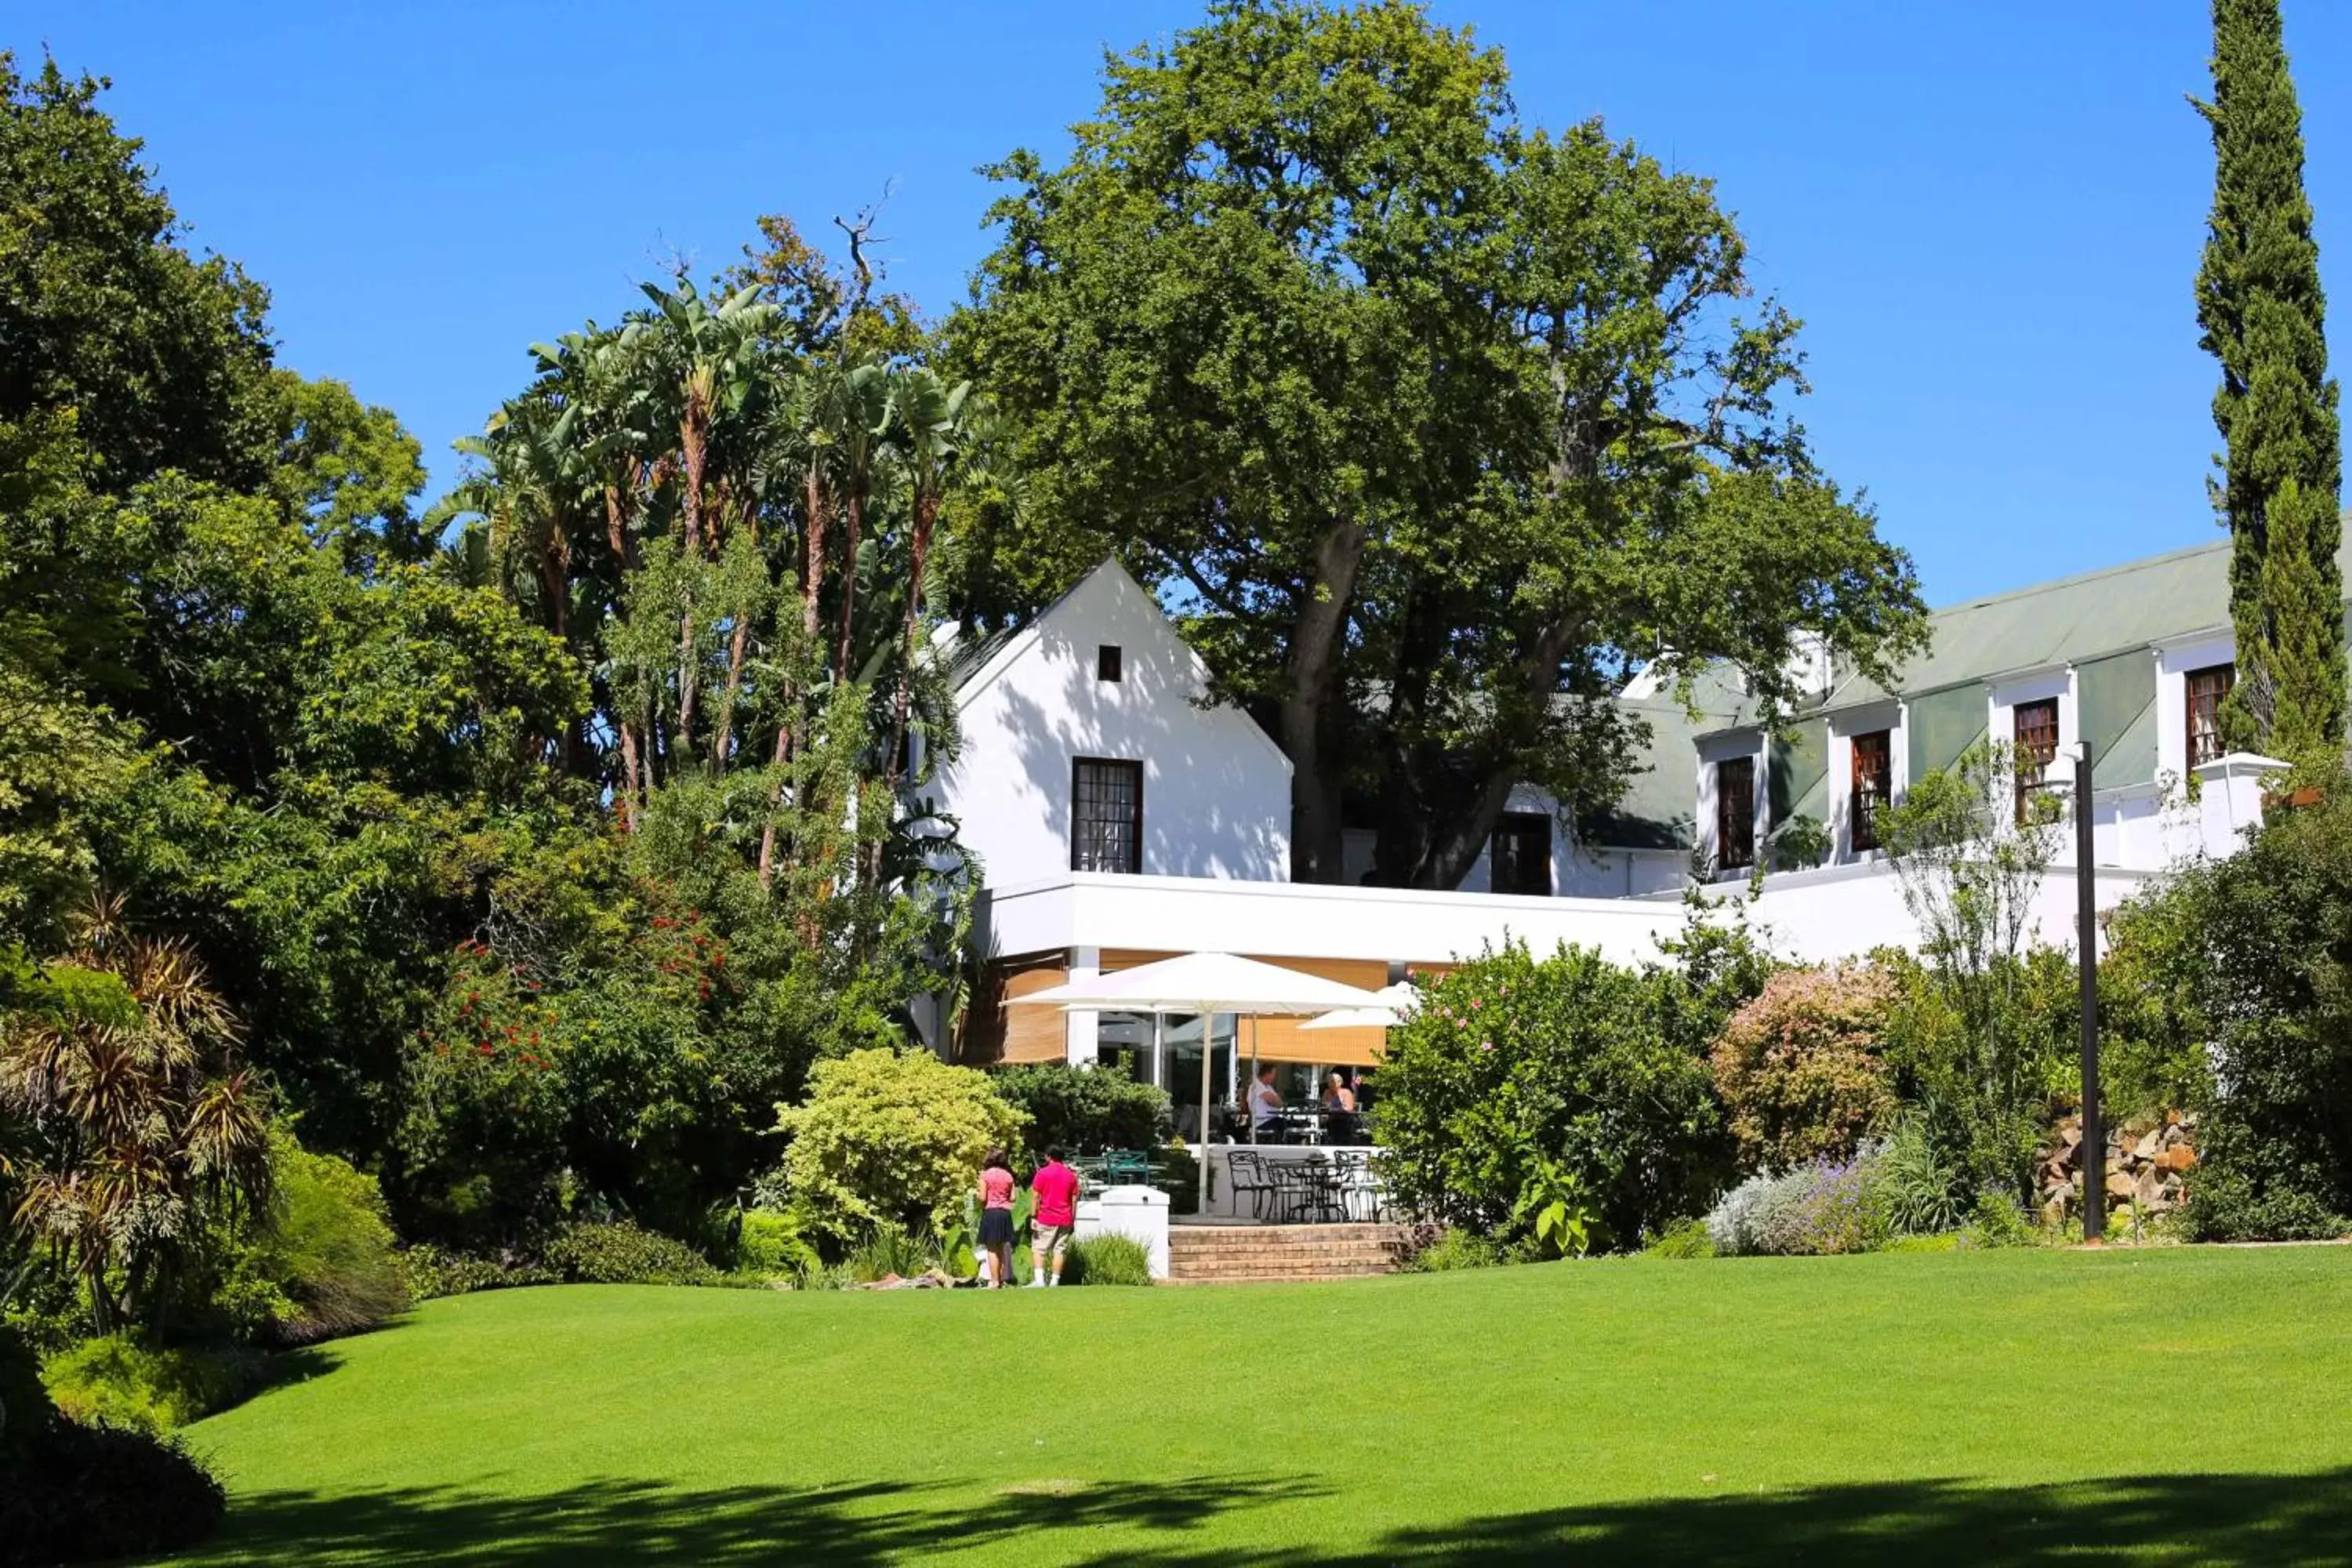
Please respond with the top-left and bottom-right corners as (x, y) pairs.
(1247, 1065), (1283, 1137)
(1320, 1070), (1358, 1143)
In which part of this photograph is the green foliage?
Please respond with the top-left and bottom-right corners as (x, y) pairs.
(773, 1048), (1027, 1243)
(1509, 1149), (1602, 1260)
(1372, 942), (1728, 1247)
(0, 1415), (225, 1566)
(952, 0), (1923, 886)
(39, 1334), (262, 1434)
(988, 1063), (1171, 1155)
(1400, 1227), (1508, 1273)
(213, 1129), (409, 1345)
(1709, 966), (1900, 1171)
(542, 1221), (717, 1287)
(731, 1208), (822, 1283)
(1871, 942), (2078, 1207)
(2101, 771), (2352, 1238)
(1064, 1232), (1152, 1287)
(0, 1324), (53, 1462)
(1878, 1116), (1974, 1237)
(840, 1222), (937, 1284)
(394, 1245), (555, 1303)
(2195, 0), (2343, 758)
(1642, 1218), (1715, 1259)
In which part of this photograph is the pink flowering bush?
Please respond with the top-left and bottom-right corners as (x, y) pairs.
(1710, 964), (1900, 1171)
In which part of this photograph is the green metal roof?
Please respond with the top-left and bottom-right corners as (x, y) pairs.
(1823, 539), (2249, 713)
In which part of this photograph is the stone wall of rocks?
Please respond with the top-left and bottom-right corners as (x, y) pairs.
(2038, 1111), (2198, 1225)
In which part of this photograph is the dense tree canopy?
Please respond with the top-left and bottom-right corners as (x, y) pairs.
(950, 0), (1926, 887)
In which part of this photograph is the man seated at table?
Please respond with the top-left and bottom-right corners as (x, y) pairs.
(1247, 1065), (1283, 1140)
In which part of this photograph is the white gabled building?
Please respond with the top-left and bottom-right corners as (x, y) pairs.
(927, 546), (2305, 1092)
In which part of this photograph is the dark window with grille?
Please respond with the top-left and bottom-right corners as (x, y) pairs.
(1716, 756), (1755, 871)
(2187, 663), (2233, 769)
(2013, 697), (2060, 824)
(1097, 644), (1122, 683)
(1489, 812), (1552, 896)
(1850, 730), (1893, 852)
(1070, 758), (1142, 873)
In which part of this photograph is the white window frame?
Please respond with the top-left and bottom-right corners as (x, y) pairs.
(2151, 630), (2236, 792)
(1826, 702), (1904, 863)
(1695, 730), (1768, 878)
(1987, 667), (2076, 830)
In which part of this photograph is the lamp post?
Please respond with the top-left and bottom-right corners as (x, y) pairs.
(2067, 741), (2103, 1243)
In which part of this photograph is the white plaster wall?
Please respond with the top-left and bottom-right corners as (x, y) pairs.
(1734, 859), (2154, 964)
(936, 563), (1292, 890)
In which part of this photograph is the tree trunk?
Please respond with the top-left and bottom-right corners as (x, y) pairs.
(676, 401), (710, 753)
(886, 489), (943, 789)
(834, 486), (864, 683)
(1281, 519), (1366, 884)
(711, 501), (760, 776)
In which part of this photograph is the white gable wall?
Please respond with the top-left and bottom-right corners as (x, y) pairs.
(937, 563), (1292, 891)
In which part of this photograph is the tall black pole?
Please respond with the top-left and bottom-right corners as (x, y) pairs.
(2076, 741), (2103, 1243)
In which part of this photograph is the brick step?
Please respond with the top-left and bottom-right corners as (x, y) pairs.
(1166, 1223), (1415, 1283)
(1175, 1261), (1396, 1277)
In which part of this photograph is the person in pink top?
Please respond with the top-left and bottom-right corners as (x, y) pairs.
(975, 1149), (1017, 1289)
(1027, 1145), (1081, 1288)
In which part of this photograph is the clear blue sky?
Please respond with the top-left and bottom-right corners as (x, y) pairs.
(16, 2), (2352, 607)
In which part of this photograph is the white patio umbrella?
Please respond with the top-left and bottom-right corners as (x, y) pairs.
(1298, 981), (1421, 1032)
(1007, 952), (1387, 1210)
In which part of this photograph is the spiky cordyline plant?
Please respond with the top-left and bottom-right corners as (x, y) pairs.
(0, 893), (270, 1333)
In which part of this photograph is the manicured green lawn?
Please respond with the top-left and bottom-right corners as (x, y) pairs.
(170, 1247), (2352, 1565)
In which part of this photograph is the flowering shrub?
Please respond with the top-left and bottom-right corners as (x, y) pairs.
(1710, 965), (1900, 1171)
(1708, 1146), (1891, 1256)
(1372, 942), (1726, 1245)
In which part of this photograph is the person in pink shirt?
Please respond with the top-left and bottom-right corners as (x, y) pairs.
(1027, 1145), (1081, 1288)
(975, 1148), (1017, 1289)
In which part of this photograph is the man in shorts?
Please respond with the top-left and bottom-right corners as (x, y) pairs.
(1028, 1145), (1080, 1287)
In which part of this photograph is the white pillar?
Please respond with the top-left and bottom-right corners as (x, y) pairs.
(1066, 946), (1100, 1065)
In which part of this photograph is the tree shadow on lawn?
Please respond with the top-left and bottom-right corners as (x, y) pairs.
(194, 1472), (1327, 1565)
(1080, 1469), (2352, 1567)
(188, 1468), (2352, 1565)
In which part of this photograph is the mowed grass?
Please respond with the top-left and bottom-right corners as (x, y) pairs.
(170, 1247), (2352, 1566)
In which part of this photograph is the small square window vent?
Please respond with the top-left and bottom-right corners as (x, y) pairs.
(1098, 644), (1123, 682)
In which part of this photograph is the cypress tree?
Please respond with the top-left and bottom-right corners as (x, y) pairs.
(2194, 0), (2344, 760)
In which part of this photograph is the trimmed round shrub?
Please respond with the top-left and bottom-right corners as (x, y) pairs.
(1065, 1233), (1152, 1286)
(543, 1220), (717, 1286)
(772, 1047), (1027, 1241)
(1710, 965), (1900, 1171)
(0, 1417), (225, 1566)
(1374, 942), (1727, 1247)
(990, 1064), (1171, 1155)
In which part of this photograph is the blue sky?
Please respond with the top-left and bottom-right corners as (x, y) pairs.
(16, 2), (2352, 607)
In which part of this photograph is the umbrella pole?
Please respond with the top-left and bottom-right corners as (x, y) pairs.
(1198, 1014), (1214, 1214)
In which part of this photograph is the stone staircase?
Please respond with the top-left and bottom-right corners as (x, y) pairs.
(1166, 1222), (1417, 1283)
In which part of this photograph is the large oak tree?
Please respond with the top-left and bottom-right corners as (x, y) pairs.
(951, 0), (1926, 887)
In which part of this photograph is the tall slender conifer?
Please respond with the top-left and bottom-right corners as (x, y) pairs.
(2195, 0), (2345, 759)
